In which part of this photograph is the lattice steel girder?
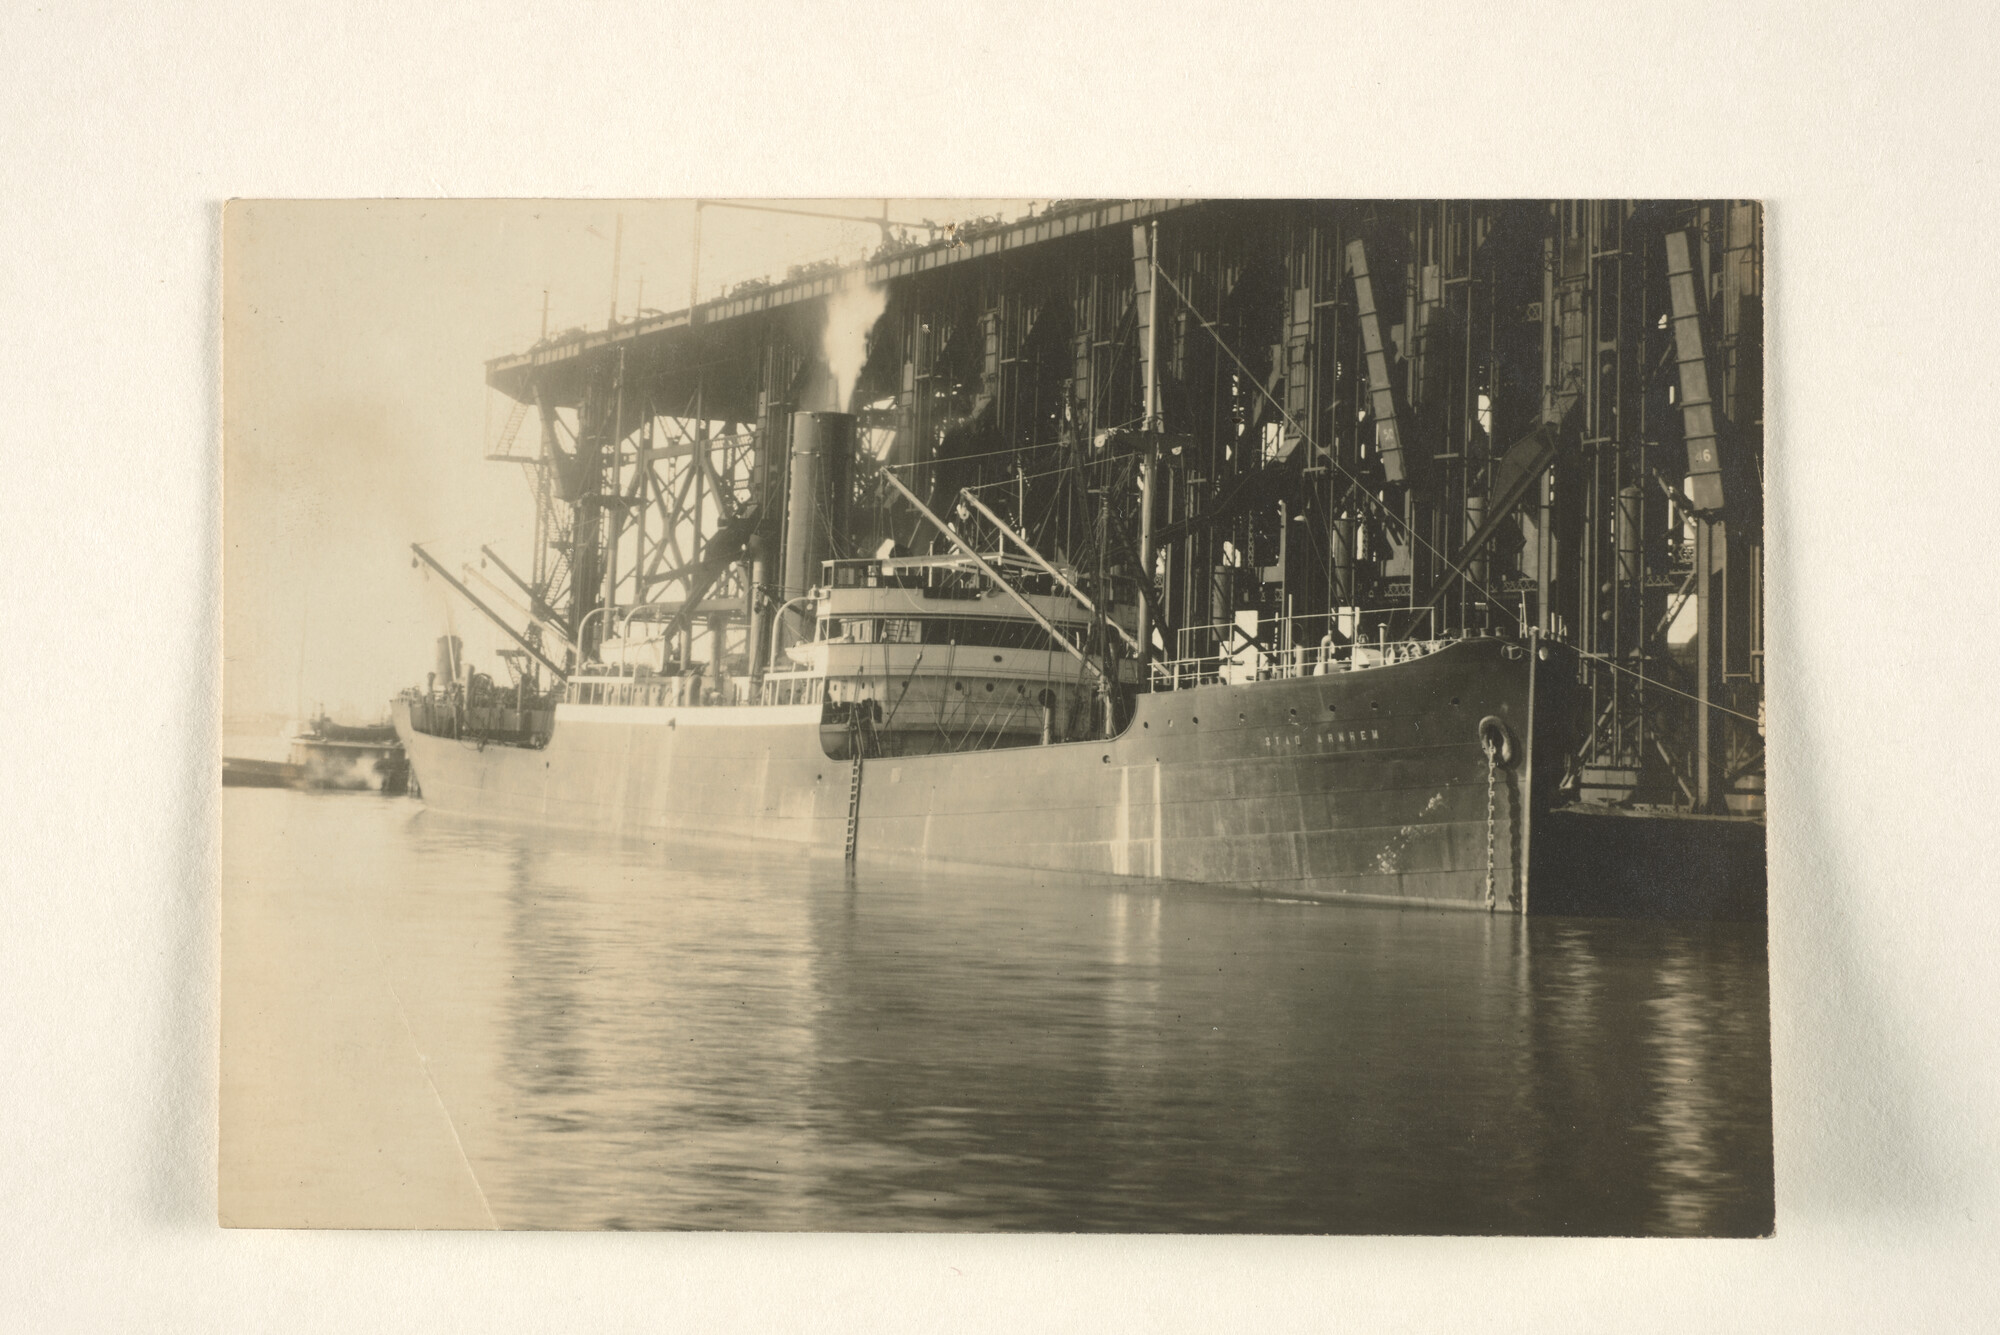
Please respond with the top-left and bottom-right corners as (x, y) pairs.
(1665, 229), (1727, 515)
(474, 201), (1761, 802)
(486, 200), (1201, 418)
(1345, 238), (1415, 483)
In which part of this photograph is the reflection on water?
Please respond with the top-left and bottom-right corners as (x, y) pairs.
(223, 789), (1772, 1234)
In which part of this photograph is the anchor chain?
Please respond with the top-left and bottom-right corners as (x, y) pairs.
(1476, 716), (1513, 914)
(1484, 750), (1497, 911)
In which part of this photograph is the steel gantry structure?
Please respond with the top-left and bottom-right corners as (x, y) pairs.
(480, 199), (1763, 815)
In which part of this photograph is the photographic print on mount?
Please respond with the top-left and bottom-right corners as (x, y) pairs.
(222, 199), (1770, 1233)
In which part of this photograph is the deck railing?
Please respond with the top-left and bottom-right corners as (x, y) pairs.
(401, 692), (554, 743)
(1150, 608), (1451, 692)
(557, 669), (828, 710)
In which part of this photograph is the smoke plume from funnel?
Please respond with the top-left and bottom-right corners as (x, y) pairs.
(822, 278), (888, 411)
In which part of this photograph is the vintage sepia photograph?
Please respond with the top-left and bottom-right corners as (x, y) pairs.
(221, 198), (1770, 1233)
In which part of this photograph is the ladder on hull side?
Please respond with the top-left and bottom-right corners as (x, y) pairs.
(844, 752), (865, 862)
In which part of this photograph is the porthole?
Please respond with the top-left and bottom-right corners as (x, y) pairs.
(953, 681), (964, 692)
(1142, 721), (1149, 729)
(1450, 696), (1461, 707)
(1370, 701), (1380, 712)
(1238, 712), (1247, 722)
(1192, 716), (1200, 725)
(1326, 702), (1338, 713)
(993, 654), (1003, 663)
(984, 682), (995, 693)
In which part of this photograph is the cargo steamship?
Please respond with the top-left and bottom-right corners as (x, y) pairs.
(394, 203), (1765, 918)
(396, 407), (1760, 917)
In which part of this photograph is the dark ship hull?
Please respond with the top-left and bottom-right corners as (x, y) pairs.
(397, 636), (1588, 912)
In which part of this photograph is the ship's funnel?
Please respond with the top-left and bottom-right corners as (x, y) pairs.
(780, 411), (855, 634)
(435, 634), (463, 686)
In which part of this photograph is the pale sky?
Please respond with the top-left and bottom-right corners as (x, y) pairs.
(223, 199), (1035, 723)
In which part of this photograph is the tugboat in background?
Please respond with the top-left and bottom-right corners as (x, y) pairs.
(222, 711), (409, 793)
(286, 712), (410, 793)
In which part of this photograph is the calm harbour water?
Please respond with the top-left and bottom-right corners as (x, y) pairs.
(221, 782), (1772, 1235)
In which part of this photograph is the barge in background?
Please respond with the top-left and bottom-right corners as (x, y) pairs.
(289, 715), (409, 793)
(223, 714), (409, 794)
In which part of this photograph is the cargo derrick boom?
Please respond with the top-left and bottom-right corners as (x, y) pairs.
(484, 200), (1764, 816)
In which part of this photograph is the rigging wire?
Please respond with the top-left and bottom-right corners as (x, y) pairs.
(1567, 647), (1763, 727)
(878, 415), (1148, 476)
(834, 256), (1750, 738)
(1149, 263), (1516, 623)
(1150, 262), (1756, 731)
(963, 456), (1121, 494)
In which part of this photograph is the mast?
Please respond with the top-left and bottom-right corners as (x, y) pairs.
(1134, 221), (1159, 673)
(410, 543), (568, 681)
(295, 595), (308, 724)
